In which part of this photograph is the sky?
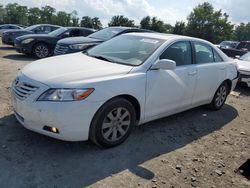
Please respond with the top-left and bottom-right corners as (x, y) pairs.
(1, 0), (250, 26)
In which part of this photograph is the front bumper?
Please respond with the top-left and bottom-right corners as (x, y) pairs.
(11, 74), (103, 141)
(14, 40), (32, 54)
(2, 34), (13, 45)
(239, 71), (250, 87)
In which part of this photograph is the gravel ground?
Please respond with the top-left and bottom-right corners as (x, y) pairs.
(0, 40), (249, 188)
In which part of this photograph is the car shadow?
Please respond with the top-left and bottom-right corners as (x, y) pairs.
(2, 54), (36, 62)
(0, 46), (15, 51)
(0, 104), (238, 187)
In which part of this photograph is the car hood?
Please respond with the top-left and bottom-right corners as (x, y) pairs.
(236, 59), (250, 72)
(57, 36), (103, 45)
(21, 52), (133, 87)
(17, 34), (55, 41)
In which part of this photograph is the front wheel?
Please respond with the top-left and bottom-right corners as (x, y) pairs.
(89, 98), (136, 148)
(209, 82), (229, 110)
(33, 43), (50, 59)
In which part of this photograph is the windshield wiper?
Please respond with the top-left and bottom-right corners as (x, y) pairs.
(90, 55), (116, 63)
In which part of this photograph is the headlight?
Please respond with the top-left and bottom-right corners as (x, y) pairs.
(21, 38), (34, 44)
(69, 43), (95, 50)
(37, 88), (94, 101)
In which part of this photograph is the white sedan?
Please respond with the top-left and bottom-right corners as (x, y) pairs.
(236, 52), (250, 87)
(11, 33), (239, 147)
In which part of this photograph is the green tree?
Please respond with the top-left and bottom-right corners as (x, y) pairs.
(108, 15), (135, 27)
(71, 10), (79, 26)
(80, 16), (93, 28)
(92, 17), (102, 29)
(5, 3), (20, 24)
(140, 16), (169, 33)
(28, 7), (41, 25)
(173, 21), (186, 35)
(0, 4), (6, 24)
(186, 2), (234, 43)
(40, 5), (56, 23)
(55, 11), (71, 26)
(234, 23), (250, 41)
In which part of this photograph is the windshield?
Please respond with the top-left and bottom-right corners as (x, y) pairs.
(240, 52), (250, 62)
(86, 35), (165, 66)
(88, 27), (125, 41)
(25, 25), (39, 31)
(48, 27), (67, 37)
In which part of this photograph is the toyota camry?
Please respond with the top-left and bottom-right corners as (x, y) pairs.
(11, 33), (239, 147)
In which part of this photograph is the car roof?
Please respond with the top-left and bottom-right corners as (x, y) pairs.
(65, 27), (95, 31)
(124, 32), (210, 43)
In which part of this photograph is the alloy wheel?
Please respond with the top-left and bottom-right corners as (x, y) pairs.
(215, 85), (227, 107)
(35, 45), (49, 58)
(101, 107), (131, 142)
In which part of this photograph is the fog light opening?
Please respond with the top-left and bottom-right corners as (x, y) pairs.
(43, 126), (59, 134)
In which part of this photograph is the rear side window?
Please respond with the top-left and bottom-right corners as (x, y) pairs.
(194, 42), (214, 64)
(160, 41), (192, 66)
(213, 49), (223, 62)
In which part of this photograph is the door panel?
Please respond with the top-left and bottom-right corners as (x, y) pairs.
(145, 66), (197, 119)
(192, 42), (227, 105)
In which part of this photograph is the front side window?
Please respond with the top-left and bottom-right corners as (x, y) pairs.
(194, 42), (214, 64)
(160, 41), (192, 66)
(87, 35), (165, 66)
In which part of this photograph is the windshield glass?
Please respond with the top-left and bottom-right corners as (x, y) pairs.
(240, 52), (250, 61)
(86, 35), (165, 66)
(25, 25), (39, 31)
(48, 27), (67, 37)
(88, 27), (125, 41)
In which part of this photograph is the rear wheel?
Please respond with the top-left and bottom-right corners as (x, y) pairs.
(33, 43), (50, 59)
(89, 98), (136, 148)
(209, 82), (229, 110)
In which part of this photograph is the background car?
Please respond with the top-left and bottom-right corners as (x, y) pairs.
(11, 33), (238, 147)
(2, 24), (60, 45)
(236, 52), (250, 87)
(54, 26), (154, 55)
(219, 41), (239, 49)
(15, 27), (95, 58)
(0, 24), (23, 37)
(221, 41), (250, 58)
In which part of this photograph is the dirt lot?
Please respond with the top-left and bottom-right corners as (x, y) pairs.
(0, 40), (249, 188)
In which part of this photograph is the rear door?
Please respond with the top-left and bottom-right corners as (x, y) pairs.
(191, 41), (227, 105)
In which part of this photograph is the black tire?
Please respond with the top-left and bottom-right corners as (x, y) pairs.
(209, 82), (229, 110)
(33, 43), (50, 59)
(89, 97), (136, 148)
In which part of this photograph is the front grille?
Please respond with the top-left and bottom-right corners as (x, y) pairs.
(54, 44), (69, 55)
(12, 80), (39, 100)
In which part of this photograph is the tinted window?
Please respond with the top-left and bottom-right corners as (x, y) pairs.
(194, 42), (214, 64)
(70, 29), (81, 37)
(160, 41), (192, 66)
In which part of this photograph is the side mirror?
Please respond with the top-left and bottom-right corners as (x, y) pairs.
(151, 59), (176, 70)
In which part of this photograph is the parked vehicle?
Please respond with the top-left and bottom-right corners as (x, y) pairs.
(219, 41), (239, 49)
(236, 52), (250, 87)
(54, 26), (154, 55)
(222, 41), (250, 58)
(15, 27), (95, 58)
(11, 33), (238, 147)
(2, 24), (60, 45)
(0, 24), (23, 37)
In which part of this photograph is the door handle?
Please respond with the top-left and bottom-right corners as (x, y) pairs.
(188, 71), (197, 76)
(220, 66), (226, 70)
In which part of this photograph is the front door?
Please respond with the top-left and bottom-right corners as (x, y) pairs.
(145, 41), (197, 121)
